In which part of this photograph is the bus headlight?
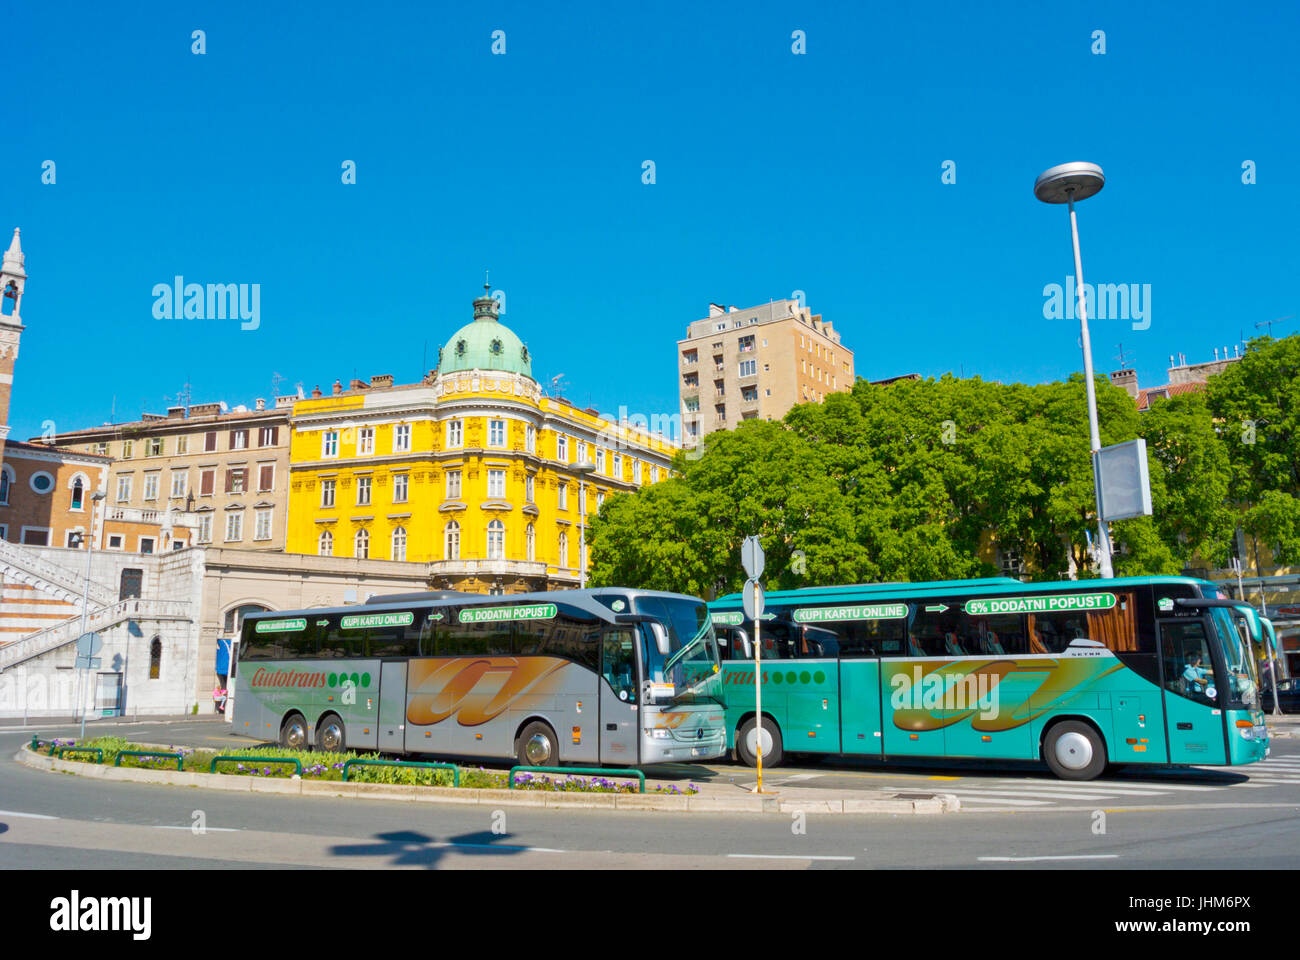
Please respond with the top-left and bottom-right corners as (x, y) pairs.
(648, 729), (671, 739)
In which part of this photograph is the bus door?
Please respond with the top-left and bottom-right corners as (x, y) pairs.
(377, 660), (407, 753)
(783, 625), (840, 753)
(1159, 619), (1228, 765)
(599, 628), (640, 764)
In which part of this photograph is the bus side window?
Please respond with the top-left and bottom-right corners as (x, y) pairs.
(601, 630), (637, 703)
(1161, 620), (1217, 705)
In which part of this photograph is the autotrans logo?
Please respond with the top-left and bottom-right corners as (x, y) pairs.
(255, 617), (306, 633)
(248, 667), (328, 689)
(459, 603), (556, 624)
(964, 593), (1116, 616)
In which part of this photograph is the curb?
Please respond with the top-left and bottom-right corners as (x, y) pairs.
(15, 746), (959, 816)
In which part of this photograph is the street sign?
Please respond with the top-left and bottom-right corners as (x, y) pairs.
(75, 633), (102, 657)
(743, 581), (765, 621)
(1096, 439), (1153, 522)
(741, 536), (765, 581)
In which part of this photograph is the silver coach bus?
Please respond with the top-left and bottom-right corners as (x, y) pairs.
(231, 588), (727, 767)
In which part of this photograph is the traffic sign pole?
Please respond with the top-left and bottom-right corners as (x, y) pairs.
(753, 612), (763, 794)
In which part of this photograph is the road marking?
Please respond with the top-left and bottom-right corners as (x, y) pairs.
(952, 796), (1051, 807)
(991, 782), (1166, 796)
(0, 809), (58, 820)
(155, 826), (241, 832)
(728, 853), (856, 861)
(948, 788), (1126, 801)
(978, 854), (1120, 862)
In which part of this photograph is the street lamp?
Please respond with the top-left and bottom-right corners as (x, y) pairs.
(573, 462), (596, 589)
(76, 490), (107, 738)
(1035, 161), (1114, 579)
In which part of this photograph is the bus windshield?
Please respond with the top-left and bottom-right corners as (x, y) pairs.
(636, 595), (720, 705)
(1210, 607), (1260, 709)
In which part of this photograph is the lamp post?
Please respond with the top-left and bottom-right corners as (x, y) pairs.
(574, 463), (595, 589)
(76, 490), (106, 738)
(1035, 161), (1114, 579)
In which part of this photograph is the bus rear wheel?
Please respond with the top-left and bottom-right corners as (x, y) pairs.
(737, 716), (783, 768)
(1043, 720), (1106, 781)
(280, 713), (308, 751)
(516, 721), (559, 768)
(317, 714), (346, 753)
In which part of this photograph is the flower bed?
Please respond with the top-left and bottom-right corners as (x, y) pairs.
(29, 737), (698, 794)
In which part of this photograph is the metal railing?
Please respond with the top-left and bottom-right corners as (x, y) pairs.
(508, 766), (645, 793)
(341, 758), (460, 786)
(0, 539), (115, 605)
(209, 755), (303, 776)
(115, 750), (185, 771)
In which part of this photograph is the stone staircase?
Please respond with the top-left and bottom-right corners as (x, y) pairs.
(0, 597), (192, 672)
(0, 581), (81, 642)
(0, 539), (115, 606)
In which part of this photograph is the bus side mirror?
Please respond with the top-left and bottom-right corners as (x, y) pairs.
(649, 622), (671, 657)
(735, 628), (752, 659)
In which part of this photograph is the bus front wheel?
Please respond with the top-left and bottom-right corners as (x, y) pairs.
(280, 713), (308, 751)
(516, 721), (560, 768)
(1043, 721), (1106, 781)
(737, 716), (783, 768)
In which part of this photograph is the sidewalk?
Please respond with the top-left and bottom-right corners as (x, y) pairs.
(0, 713), (203, 731)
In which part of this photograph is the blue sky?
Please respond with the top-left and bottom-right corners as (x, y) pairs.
(5, 0), (1298, 440)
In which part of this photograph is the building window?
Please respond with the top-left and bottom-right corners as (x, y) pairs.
(95, 441), (109, 456)
(525, 475), (535, 503)
(225, 512), (243, 542)
(526, 523), (535, 561)
(142, 473), (160, 501)
(200, 469), (215, 496)
(597, 491), (606, 509)
(394, 424), (411, 452)
(149, 638), (162, 680)
(684, 396), (699, 412)
(633, 461), (643, 484)
(557, 484), (568, 510)
(197, 515), (212, 544)
(322, 431), (339, 458)
(558, 531), (569, 567)
(147, 437), (163, 456)
(204, 431), (217, 452)
(739, 359), (757, 377)
(71, 478), (85, 510)
(489, 419), (506, 447)
(318, 529), (333, 556)
(392, 473), (409, 503)
(258, 426), (278, 447)
(486, 520), (504, 560)
(23, 471), (48, 495)
(356, 476), (372, 506)
(139, 537), (155, 555)
(739, 335), (755, 353)
(230, 429), (248, 450)
(355, 528), (370, 559)
(258, 464), (274, 492)
(225, 467), (247, 495)
(446, 420), (463, 448)
(612, 454), (622, 479)
(391, 526), (407, 562)
(525, 425), (536, 453)
(116, 476), (132, 503)
(556, 435), (568, 462)
(358, 427), (375, 455)
(596, 448), (606, 474)
(320, 479), (336, 508)
(446, 470), (461, 500)
(488, 469), (505, 499)
(170, 471), (187, 498)
(255, 508), (273, 541)
(577, 441), (587, 465)
(444, 521), (460, 560)
(122, 440), (134, 459)
(650, 465), (659, 483)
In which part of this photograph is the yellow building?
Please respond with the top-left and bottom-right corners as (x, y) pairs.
(286, 286), (678, 593)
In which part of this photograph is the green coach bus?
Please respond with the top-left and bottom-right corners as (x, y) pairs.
(231, 587), (726, 767)
(708, 576), (1269, 780)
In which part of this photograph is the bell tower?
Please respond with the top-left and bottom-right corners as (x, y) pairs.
(0, 227), (28, 462)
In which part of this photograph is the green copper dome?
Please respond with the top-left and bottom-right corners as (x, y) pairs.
(437, 285), (533, 380)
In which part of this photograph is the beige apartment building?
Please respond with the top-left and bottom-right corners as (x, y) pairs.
(677, 298), (855, 441)
(38, 399), (293, 551)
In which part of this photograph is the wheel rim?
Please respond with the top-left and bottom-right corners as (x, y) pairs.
(1054, 731), (1093, 770)
(524, 732), (553, 765)
(321, 723), (341, 751)
(744, 724), (773, 757)
(285, 721), (306, 750)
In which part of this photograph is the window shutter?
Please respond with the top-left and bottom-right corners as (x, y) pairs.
(224, 469), (233, 493)
(270, 426), (279, 446)
(260, 465), (273, 491)
(200, 470), (214, 495)
(205, 432), (217, 452)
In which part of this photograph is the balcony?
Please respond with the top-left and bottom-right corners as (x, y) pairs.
(429, 559), (548, 578)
